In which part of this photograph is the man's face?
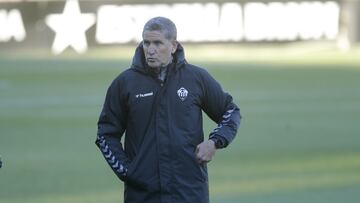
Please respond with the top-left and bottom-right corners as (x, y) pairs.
(142, 30), (177, 69)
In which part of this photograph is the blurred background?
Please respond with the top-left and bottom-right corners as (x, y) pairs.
(0, 0), (359, 203)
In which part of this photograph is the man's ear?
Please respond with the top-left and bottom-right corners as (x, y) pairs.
(171, 40), (178, 54)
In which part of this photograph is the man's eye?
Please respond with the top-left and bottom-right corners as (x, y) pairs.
(143, 41), (150, 46)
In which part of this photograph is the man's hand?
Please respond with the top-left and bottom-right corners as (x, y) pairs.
(195, 140), (216, 164)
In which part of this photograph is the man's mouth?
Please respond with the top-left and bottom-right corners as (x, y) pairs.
(147, 58), (156, 63)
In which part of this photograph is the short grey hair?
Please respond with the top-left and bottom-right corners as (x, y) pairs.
(142, 17), (177, 40)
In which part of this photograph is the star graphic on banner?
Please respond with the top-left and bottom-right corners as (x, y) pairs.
(45, 0), (95, 54)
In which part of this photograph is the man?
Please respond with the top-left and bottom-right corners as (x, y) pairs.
(96, 17), (241, 203)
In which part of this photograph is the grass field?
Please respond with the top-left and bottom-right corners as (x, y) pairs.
(1, 44), (360, 203)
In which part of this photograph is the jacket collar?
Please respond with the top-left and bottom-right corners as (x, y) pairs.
(131, 42), (186, 74)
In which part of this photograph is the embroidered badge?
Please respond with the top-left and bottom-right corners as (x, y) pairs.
(177, 87), (188, 101)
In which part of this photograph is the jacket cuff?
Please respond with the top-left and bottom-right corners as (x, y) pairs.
(118, 167), (128, 181)
(209, 134), (228, 149)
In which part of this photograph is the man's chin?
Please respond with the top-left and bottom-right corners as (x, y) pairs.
(147, 63), (160, 69)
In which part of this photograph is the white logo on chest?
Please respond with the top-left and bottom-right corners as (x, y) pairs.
(135, 92), (153, 98)
(177, 87), (188, 101)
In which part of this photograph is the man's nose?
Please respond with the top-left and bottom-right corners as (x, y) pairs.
(147, 45), (156, 55)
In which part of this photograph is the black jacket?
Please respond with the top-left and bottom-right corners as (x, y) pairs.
(96, 43), (241, 203)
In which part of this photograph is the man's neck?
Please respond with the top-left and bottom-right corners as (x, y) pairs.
(158, 65), (168, 82)
(154, 56), (174, 82)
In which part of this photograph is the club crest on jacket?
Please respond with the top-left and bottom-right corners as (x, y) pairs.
(177, 87), (188, 101)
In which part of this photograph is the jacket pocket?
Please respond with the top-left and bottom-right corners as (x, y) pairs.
(175, 145), (207, 183)
(124, 158), (149, 191)
(191, 153), (207, 182)
(124, 154), (159, 192)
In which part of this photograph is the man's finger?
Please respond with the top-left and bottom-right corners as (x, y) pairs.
(196, 151), (203, 161)
(201, 154), (211, 162)
(195, 144), (200, 154)
(198, 156), (211, 164)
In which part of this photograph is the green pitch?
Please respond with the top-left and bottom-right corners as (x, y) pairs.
(0, 45), (360, 203)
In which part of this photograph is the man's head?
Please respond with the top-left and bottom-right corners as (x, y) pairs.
(142, 17), (178, 69)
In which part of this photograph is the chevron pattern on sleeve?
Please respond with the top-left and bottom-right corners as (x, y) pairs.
(96, 135), (127, 177)
(210, 107), (235, 135)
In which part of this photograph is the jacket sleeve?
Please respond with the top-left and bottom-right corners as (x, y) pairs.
(95, 78), (130, 181)
(200, 69), (241, 148)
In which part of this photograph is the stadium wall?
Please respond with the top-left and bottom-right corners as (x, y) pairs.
(0, 0), (358, 54)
